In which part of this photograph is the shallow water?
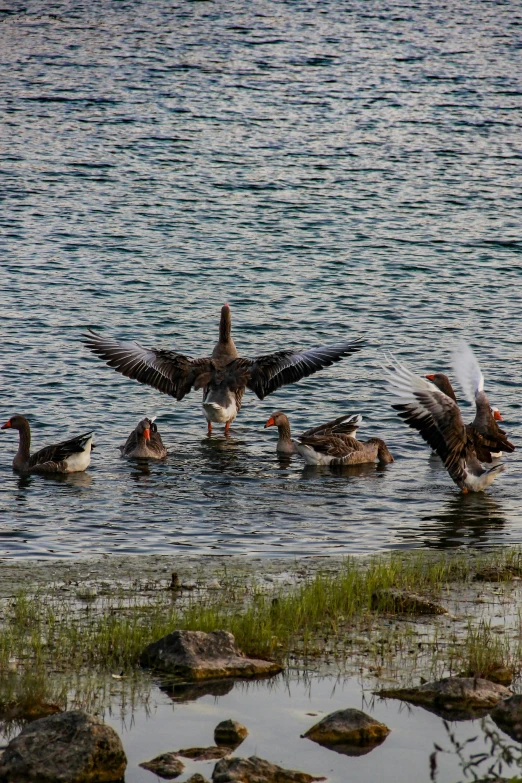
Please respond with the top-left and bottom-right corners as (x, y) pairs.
(98, 673), (514, 783)
(1, 0), (522, 558)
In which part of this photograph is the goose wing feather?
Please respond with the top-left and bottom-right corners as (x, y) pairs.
(28, 432), (93, 469)
(301, 413), (362, 439)
(83, 330), (213, 401)
(452, 340), (484, 404)
(243, 338), (364, 400)
(385, 357), (471, 487)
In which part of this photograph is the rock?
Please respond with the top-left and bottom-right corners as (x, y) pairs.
(491, 695), (522, 741)
(211, 756), (325, 782)
(186, 776), (211, 783)
(214, 719), (248, 748)
(140, 752), (184, 779)
(0, 700), (61, 723)
(371, 588), (447, 615)
(473, 566), (522, 582)
(177, 747), (229, 760)
(140, 630), (283, 680)
(303, 709), (390, 756)
(0, 710), (127, 782)
(458, 666), (513, 686)
(376, 677), (511, 714)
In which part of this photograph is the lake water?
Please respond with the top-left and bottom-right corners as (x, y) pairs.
(1, 0), (522, 559)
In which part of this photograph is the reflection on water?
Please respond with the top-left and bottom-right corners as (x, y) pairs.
(418, 493), (506, 549)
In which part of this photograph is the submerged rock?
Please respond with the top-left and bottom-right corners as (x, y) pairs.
(491, 695), (522, 741)
(177, 747), (229, 761)
(212, 756), (325, 782)
(139, 630), (282, 680)
(376, 677), (511, 717)
(371, 588), (447, 615)
(0, 710), (126, 782)
(139, 752), (184, 779)
(303, 709), (390, 755)
(214, 719), (248, 748)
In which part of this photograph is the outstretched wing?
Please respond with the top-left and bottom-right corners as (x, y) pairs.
(385, 357), (471, 487)
(452, 340), (484, 404)
(82, 330), (213, 401)
(241, 338), (364, 400)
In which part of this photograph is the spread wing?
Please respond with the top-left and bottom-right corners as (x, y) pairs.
(301, 413), (362, 439)
(385, 357), (472, 487)
(238, 338), (364, 400)
(82, 330), (214, 401)
(452, 340), (484, 404)
(29, 432), (93, 469)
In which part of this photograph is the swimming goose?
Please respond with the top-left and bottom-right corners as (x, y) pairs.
(83, 304), (364, 435)
(425, 371), (513, 462)
(264, 411), (362, 455)
(295, 432), (394, 467)
(1, 415), (93, 474)
(385, 358), (506, 492)
(119, 417), (167, 459)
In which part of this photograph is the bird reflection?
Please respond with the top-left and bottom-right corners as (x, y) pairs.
(300, 462), (388, 481)
(198, 435), (249, 475)
(418, 492), (506, 549)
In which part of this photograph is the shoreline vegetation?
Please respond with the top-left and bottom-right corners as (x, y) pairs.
(0, 549), (522, 725)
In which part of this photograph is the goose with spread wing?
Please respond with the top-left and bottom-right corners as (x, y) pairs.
(385, 353), (509, 492)
(264, 411), (362, 454)
(1, 415), (93, 474)
(83, 304), (364, 435)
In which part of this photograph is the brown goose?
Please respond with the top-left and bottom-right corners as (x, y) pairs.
(119, 418), (167, 459)
(264, 411), (362, 455)
(386, 357), (507, 492)
(425, 372), (513, 461)
(1, 415), (93, 474)
(83, 304), (364, 435)
(294, 431), (394, 467)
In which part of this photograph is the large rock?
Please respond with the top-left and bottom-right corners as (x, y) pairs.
(212, 756), (325, 782)
(303, 708), (390, 755)
(0, 710), (126, 782)
(371, 588), (447, 615)
(140, 630), (282, 680)
(491, 695), (522, 741)
(214, 719), (248, 748)
(139, 753), (184, 779)
(376, 677), (511, 716)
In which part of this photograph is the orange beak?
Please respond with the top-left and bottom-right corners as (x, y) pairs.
(425, 374), (435, 381)
(143, 428), (151, 440)
(1, 420), (11, 429)
(264, 416), (275, 428)
(493, 410), (502, 421)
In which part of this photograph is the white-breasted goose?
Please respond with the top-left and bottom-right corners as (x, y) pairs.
(1, 415), (93, 474)
(386, 357), (508, 492)
(83, 304), (364, 435)
(120, 418), (167, 459)
(264, 411), (362, 455)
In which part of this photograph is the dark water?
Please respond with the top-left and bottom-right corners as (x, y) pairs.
(1, 0), (522, 558)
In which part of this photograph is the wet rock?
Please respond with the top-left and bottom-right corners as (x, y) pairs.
(303, 709), (390, 755)
(212, 756), (325, 782)
(177, 747), (229, 760)
(371, 588), (447, 615)
(186, 776), (211, 783)
(140, 752), (184, 779)
(0, 709), (127, 782)
(214, 719), (248, 748)
(473, 566), (522, 582)
(491, 695), (522, 741)
(140, 630), (283, 680)
(458, 666), (513, 686)
(376, 677), (511, 715)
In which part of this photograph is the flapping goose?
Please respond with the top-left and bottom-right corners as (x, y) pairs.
(1, 415), (93, 474)
(425, 371), (514, 461)
(83, 304), (364, 435)
(385, 357), (507, 492)
(264, 411), (362, 455)
(119, 417), (167, 459)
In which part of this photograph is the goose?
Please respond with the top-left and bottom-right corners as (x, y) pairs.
(385, 356), (508, 492)
(119, 417), (167, 459)
(83, 304), (364, 435)
(425, 371), (513, 461)
(264, 411), (362, 455)
(295, 432), (394, 467)
(1, 415), (93, 474)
